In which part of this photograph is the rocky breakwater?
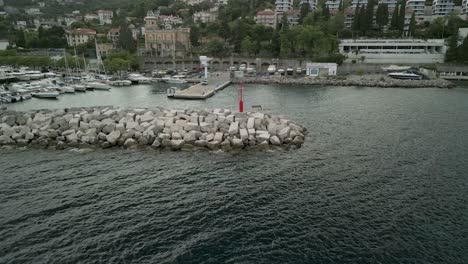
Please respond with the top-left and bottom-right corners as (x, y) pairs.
(235, 76), (455, 88)
(0, 107), (306, 151)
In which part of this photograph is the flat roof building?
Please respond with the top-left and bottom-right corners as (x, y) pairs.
(432, 0), (455, 16)
(276, 0), (293, 14)
(255, 10), (276, 28)
(407, 0), (426, 23)
(339, 39), (446, 64)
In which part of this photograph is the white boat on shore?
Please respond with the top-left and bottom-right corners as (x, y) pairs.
(382, 65), (412, 72)
(267, 65), (276, 75)
(388, 70), (423, 80)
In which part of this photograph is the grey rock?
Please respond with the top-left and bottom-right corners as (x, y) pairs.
(124, 138), (137, 148)
(106, 130), (121, 145)
(270, 135), (281, 145)
(170, 139), (185, 150)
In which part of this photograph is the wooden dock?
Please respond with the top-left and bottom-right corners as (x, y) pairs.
(168, 72), (231, 100)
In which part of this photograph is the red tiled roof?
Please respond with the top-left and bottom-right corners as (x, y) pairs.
(69, 28), (96, 35)
(256, 10), (275, 15)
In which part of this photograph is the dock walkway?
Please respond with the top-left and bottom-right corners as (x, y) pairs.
(168, 72), (231, 100)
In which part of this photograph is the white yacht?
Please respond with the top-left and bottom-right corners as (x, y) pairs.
(163, 76), (187, 84)
(87, 82), (112, 90)
(128, 73), (152, 84)
(388, 70), (423, 80)
(32, 90), (60, 98)
(111, 80), (132, 86)
(73, 84), (87, 92)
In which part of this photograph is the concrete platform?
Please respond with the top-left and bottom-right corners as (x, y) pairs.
(168, 72), (231, 100)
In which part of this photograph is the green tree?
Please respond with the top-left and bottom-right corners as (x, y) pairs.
(299, 2), (311, 24)
(366, 0), (376, 29)
(390, 4), (399, 30)
(458, 36), (468, 63)
(408, 12), (416, 36)
(445, 34), (458, 62)
(353, 5), (361, 32)
(240, 36), (256, 55)
(118, 24), (136, 52)
(398, 0), (406, 32)
(376, 4), (389, 29)
(16, 30), (26, 48)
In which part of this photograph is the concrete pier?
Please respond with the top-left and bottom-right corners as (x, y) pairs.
(169, 72), (231, 99)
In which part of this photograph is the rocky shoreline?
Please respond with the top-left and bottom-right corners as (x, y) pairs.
(234, 76), (455, 88)
(0, 107), (306, 151)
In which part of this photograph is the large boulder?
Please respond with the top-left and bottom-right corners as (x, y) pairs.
(239, 128), (248, 141)
(232, 138), (244, 149)
(124, 138), (137, 148)
(170, 139), (185, 150)
(256, 132), (270, 142)
(3, 115), (16, 126)
(278, 126), (291, 140)
(228, 121), (239, 136)
(214, 132), (223, 142)
(0, 135), (14, 145)
(69, 117), (80, 129)
(106, 130), (121, 145)
(126, 121), (138, 130)
(270, 136), (281, 145)
(184, 122), (200, 132)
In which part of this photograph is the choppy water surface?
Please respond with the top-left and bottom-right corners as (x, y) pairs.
(1, 84), (468, 263)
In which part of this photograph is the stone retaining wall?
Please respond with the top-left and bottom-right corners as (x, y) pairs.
(0, 107), (306, 151)
(235, 76), (455, 88)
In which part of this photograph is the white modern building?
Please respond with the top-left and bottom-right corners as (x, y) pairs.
(326, 0), (341, 10)
(0, 39), (9, 50)
(339, 39), (447, 64)
(65, 28), (96, 47)
(432, 0), (455, 16)
(193, 11), (218, 23)
(379, 0), (398, 9)
(285, 10), (301, 25)
(300, 0), (317, 10)
(352, 0), (368, 8)
(462, 0), (467, 19)
(275, 0), (293, 14)
(407, 0), (426, 23)
(306, 63), (338, 77)
(97, 10), (113, 25)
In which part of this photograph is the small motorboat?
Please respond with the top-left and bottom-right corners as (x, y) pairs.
(286, 66), (294, 76)
(87, 82), (112, 90)
(388, 70), (423, 80)
(128, 73), (152, 84)
(163, 76), (187, 84)
(111, 80), (132, 86)
(278, 68), (285, 75)
(73, 85), (87, 92)
(267, 65), (276, 75)
(32, 90), (59, 99)
(58, 86), (75, 93)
